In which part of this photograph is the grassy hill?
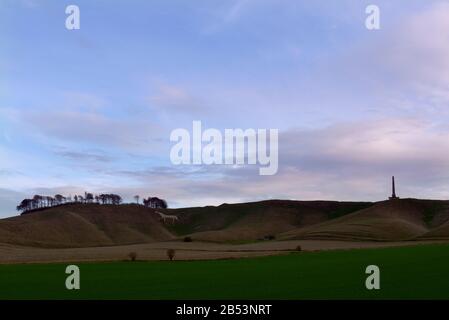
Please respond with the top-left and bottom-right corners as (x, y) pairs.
(0, 200), (371, 247)
(1, 198), (449, 248)
(166, 200), (372, 242)
(280, 199), (449, 241)
(0, 204), (174, 248)
(418, 220), (449, 240)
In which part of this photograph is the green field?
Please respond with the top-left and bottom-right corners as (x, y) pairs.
(1, 244), (448, 299)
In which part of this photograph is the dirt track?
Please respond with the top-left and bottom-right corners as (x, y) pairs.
(1, 239), (447, 264)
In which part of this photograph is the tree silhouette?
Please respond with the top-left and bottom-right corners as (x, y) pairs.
(112, 194), (122, 205)
(143, 197), (168, 209)
(54, 194), (66, 205)
(16, 191), (167, 215)
(33, 195), (42, 208)
(85, 193), (94, 203)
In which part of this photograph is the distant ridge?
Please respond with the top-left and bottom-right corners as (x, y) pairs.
(0, 198), (448, 248)
(167, 200), (372, 242)
(280, 199), (449, 241)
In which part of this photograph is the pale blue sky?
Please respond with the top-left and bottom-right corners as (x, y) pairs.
(1, 0), (449, 217)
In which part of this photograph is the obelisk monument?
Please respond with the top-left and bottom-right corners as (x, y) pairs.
(389, 176), (399, 200)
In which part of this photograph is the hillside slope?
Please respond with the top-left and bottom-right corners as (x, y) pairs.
(280, 199), (449, 241)
(418, 221), (449, 240)
(2, 198), (448, 248)
(0, 200), (372, 247)
(0, 204), (174, 248)
(165, 200), (372, 242)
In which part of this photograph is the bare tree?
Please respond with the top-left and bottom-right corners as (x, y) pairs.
(128, 252), (137, 261)
(167, 249), (175, 261)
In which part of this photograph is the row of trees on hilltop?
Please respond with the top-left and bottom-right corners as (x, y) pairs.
(16, 192), (167, 214)
(141, 197), (167, 209)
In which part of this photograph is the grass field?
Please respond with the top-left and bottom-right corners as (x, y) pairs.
(0, 244), (448, 299)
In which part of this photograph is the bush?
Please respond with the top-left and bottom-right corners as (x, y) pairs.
(296, 245), (302, 252)
(128, 252), (137, 261)
(167, 249), (176, 261)
(183, 236), (193, 242)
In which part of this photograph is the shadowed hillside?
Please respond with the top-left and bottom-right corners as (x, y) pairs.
(418, 222), (449, 240)
(164, 200), (373, 242)
(280, 199), (449, 241)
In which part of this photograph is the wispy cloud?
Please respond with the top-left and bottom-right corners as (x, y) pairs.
(22, 109), (163, 151)
(53, 148), (115, 163)
(201, 0), (255, 34)
(147, 84), (207, 114)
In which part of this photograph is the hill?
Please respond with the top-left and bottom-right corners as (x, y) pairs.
(1, 198), (449, 248)
(0, 200), (371, 247)
(165, 200), (372, 242)
(280, 199), (449, 241)
(0, 204), (174, 248)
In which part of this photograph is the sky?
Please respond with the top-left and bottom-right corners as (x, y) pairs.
(1, 0), (449, 217)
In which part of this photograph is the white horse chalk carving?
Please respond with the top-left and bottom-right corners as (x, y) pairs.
(155, 211), (179, 224)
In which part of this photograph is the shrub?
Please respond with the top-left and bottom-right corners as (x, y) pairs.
(128, 252), (137, 261)
(296, 245), (302, 252)
(167, 249), (176, 261)
(183, 236), (193, 242)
